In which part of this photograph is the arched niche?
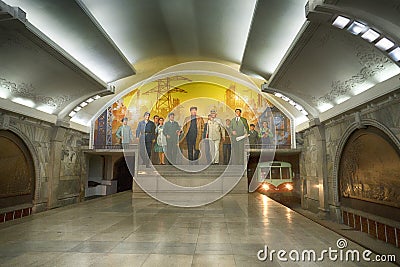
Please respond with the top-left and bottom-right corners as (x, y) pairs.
(338, 126), (400, 221)
(0, 130), (35, 209)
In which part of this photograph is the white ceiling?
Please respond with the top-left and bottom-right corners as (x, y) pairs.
(1, 0), (400, 132)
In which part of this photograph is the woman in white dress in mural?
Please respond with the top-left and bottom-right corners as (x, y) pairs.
(154, 117), (167, 164)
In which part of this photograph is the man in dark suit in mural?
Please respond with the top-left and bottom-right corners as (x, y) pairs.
(230, 108), (249, 164)
(163, 112), (181, 165)
(136, 112), (156, 168)
(181, 107), (204, 164)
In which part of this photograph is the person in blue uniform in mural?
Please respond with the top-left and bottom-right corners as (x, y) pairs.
(136, 112), (156, 168)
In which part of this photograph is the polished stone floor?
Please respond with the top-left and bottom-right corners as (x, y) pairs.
(0, 192), (396, 266)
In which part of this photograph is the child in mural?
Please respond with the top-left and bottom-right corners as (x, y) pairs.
(154, 117), (167, 164)
(259, 120), (273, 146)
(248, 124), (260, 148)
(116, 117), (134, 148)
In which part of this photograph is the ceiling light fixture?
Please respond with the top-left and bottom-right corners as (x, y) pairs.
(388, 47), (400, 61)
(74, 106), (82, 112)
(375, 37), (394, 51)
(361, 28), (380, 42)
(347, 21), (366, 35)
(69, 111), (76, 117)
(80, 101), (88, 107)
(86, 98), (94, 103)
(332, 16), (350, 29)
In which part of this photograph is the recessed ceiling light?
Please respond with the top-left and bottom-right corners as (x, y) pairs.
(69, 111), (76, 117)
(86, 98), (94, 103)
(294, 104), (303, 111)
(74, 106), (82, 112)
(94, 95), (101, 100)
(361, 28), (380, 42)
(375, 37), (394, 51)
(80, 102), (88, 107)
(332, 16), (350, 29)
(347, 21), (366, 35)
(388, 47), (400, 61)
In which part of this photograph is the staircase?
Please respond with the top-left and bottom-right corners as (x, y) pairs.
(132, 164), (248, 205)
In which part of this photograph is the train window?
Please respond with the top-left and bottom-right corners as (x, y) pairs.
(281, 168), (291, 179)
(270, 168), (281, 179)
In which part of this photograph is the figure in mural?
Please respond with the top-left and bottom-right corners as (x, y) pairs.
(230, 108), (249, 164)
(260, 120), (273, 146)
(202, 114), (212, 164)
(151, 114), (160, 164)
(135, 112), (156, 168)
(206, 110), (225, 165)
(223, 119), (232, 165)
(154, 117), (166, 165)
(248, 124), (260, 148)
(116, 117), (134, 148)
(181, 106), (204, 164)
(163, 112), (181, 165)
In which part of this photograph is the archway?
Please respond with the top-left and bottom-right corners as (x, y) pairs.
(0, 130), (35, 210)
(113, 156), (133, 192)
(338, 126), (400, 244)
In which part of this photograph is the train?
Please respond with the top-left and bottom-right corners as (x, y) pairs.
(257, 161), (294, 195)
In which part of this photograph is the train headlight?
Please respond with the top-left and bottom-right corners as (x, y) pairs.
(262, 183), (270, 190)
(285, 184), (293, 191)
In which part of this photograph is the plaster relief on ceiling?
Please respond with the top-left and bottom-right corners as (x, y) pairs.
(0, 77), (72, 110)
(311, 32), (392, 106)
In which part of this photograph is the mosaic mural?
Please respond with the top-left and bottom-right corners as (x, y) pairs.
(93, 75), (292, 148)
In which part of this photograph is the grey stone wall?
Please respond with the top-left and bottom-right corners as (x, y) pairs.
(0, 111), (89, 212)
(299, 92), (400, 221)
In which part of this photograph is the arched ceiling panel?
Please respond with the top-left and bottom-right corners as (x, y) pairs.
(79, 0), (257, 64)
(269, 21), (400, 113)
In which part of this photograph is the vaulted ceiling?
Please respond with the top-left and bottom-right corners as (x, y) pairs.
(0, 0), (399, 132)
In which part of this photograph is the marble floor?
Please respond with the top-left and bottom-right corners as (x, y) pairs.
(0, 192), (396, 267)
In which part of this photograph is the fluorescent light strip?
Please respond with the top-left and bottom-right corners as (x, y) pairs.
(361, 28), (380, 42)
(332, 16), (350, 29)
(375, 37), (394, 51)
(86, 98), (94, 103)
(347, 21), (366, 35)
(74, 106), (82, 112)
(69, 111), (76, 117)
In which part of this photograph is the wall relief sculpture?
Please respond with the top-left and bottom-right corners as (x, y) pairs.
(339, 127), (400, 208)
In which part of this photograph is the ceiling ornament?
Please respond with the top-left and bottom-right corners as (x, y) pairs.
(311, 33), (391, 106)
(0, 77), (71, 109)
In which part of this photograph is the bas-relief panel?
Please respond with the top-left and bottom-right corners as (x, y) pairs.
(339, 129), (400, 208)
(60, 131), (83, 180)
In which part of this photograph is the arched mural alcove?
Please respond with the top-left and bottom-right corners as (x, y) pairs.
(336, 123), (400, 245)
(0, 130), (35, 210)
(339, 126), (400, 220)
